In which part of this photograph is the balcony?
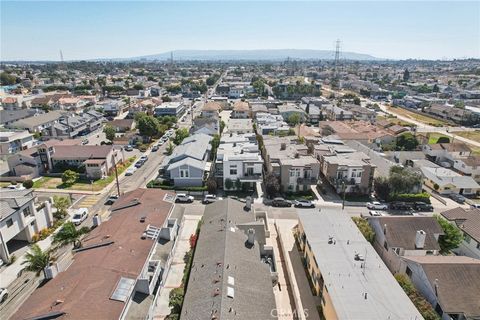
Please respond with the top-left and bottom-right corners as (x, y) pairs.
(297, 177), (318, 185)
(334, 177), (358, 186)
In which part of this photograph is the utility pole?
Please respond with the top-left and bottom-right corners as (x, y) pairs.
(333, 39), (341, 88)
(342, 180), (346, 210)
(112, 153), (120, 196)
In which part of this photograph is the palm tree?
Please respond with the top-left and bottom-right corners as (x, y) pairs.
(22, 244), (54, 276)
(53, 222), (90, 249)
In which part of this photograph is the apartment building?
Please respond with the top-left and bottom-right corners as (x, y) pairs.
(12, 188), (179, 320)
(262, 136), (320, 192)
(231, 100), (250, 118)
(0, 189), (53, 264)
(368, 216), (443, 274)
(154, 101), (185, 118)
(320, 151), (375, 195)
(0, 131), (35, 157)
(201, 101), (222, 118)
(295, 209), (423, 320)
(181, 199), (276, 320)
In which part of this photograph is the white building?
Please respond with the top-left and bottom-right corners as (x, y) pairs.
(0, 131), (36, 157)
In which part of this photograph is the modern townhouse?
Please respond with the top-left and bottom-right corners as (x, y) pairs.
(215, 134), (263, 190)
(6, 110), (65, 134)
(160, 133), (212, 187)
(49, 111), (103, 139)
(295, 209), (423, 320)
(12, 188), (179, 320)
(262, 136), (320, 192)
(342, 104), (376, 121)
(254, 112), (290, 135)
(154, 101), (186, 118)
(100, 100), (128, 117)
(440, 207), (480, 259)
(277, 103), (306, 122)
(402, 256), (480, 320)
(0, 131), (35, 157)
(181, 199), (277, 320)
(323, 104), (353, 121)
(368, 216), (443, 274)
(320, 151), (375, 195)
(0, 189), (54, 264)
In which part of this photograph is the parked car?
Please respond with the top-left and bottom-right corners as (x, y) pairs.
(471, 203), (480, 209)
(0, 288), (8, 304)
(272, 197), (292, 207)
(203, 194), (218, 204)
(140, 155), (148, 162)
(175, 193), (194, 203)
(413, 202), (434, 212)
(152, 145), (159, 152)
(158, 140), (165, 146)
(72, 208), (89, 225)
(6, 184), (25, 190)
(389, 202), (413, 211)
(294, 199), (315, 208)
(125, 167), (136, 176)
(105, 195), (119, 205)
(134, 161), (144, 168)
(369, 210), (383, 216)
(124, 145), (133, 151)
(449, 194), (466, 204)
(366, 201), (388, 210)
(81, 139), (89, 145)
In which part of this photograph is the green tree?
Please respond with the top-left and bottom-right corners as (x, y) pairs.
(169, 287), (184, 315)
(235, 178), (242, 190)
(206, 178), (217, 194)
(395, 274), (440, 320)
(220, 120), (226, 133)
(173, 128), (189, 145)
(373, 176), (391, 201)
(353, 96), (361, 105)
(53, 222), (90, 249)
(435, 215), (463, 253)
(287, 113), (301, 127)
(432, 84), (439, 92)
(0, 72), (17, 85)
(103, 125), (116, 142)
(137, 115), (161, 139)
(352, 217), (375, 243)
(22, 244), (54, 276)
(166, 142), (175, 156)
(265, 173), (280, 198)
(403, 69), (410, 82)
(62, 170), (79, 186)
(395, 132), (419, 151)
(224, 178), (233, 190)
(436, 136), (450, 144)
(388, 166), (422, 195)
(53, 196), (70, 219)
(22, 180), (34, 189)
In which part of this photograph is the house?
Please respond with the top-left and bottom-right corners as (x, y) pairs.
(160, 133), (212, 187)
(277, 103), (306, 122)
(231, 100), (250, 118)
(299, 103), (321, 124)
(58, 97), (85, 111)
(323, 105), (353, 121)
(30, 96), (54, 110)
(255, 112), (290, 135)
(423, 142), (472, 163)
(12, 188), (179, 320)
(262, 136), (320, 193)
(154, 101), (185, 118)
(0, 189), (54, 265)
(6, 110), (65, 134)
(320, 151), (375, 195)
(452, 156), (480, 182)
(295, 208), (423, 320)
(107, 119), (136, 132)
(0, 109), (40, 127)
(402, 255), (480, 320)
(0, 131), (35, 157)
(368, 216), (443, 274)
(1, 96), (21, 110)
(229, 85), (244, 98)
(7, 142), (124, 180)
(440, 207), (480, 259)
(100, 100), (128, 116)
(48, 111), (103, 139)
(191, 117), (219, 136)
(215, 133), (263, 190)
(201, 101), (222, 118)
(216, 84), (230, 96)
(342, 104), (376, 121)
(226, 118), (253, 134)
(420, 166), (480, 195)
(181, 199), (277, 320)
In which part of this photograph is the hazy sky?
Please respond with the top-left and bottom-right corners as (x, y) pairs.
(1, 1), (479, 61)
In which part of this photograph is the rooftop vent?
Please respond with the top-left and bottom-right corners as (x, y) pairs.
(354, 253), (364, 261)
(227, 286), (235, 298)
(415, 230), (426, 249)
(228, 276), (235, 286)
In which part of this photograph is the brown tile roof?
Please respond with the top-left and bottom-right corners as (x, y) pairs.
(233, 100), (249, 112)
(202, 101), (222, 112)
(388, 125), (409, 135)
(373, 216), (443, 250)
(12, 188), (174, 320)
(403, 255), (480, 318)
(441, 208), (480, 240)
(462, 156), (480, 167)
(108, 119), (135, 128)
(430, 142), (472, 153)
(2, 97), (17, 104)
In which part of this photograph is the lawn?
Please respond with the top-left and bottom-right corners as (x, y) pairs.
(425, 132), (450, 144)
(387, 106), (448, 127)
(33, 157), (136, 191)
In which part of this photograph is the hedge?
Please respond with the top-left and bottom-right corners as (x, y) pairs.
(390, 192), (430, 204)
(147, 180), (207, 192)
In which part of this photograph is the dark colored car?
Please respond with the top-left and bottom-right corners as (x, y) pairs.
(413, 202), (433, 212)
(134, 160), (144, 168)
(152, 145), (159, 152)
(449, 194), (466, 204)
(104, 195), (119, 205)
(389, 201), (413, 211)
(272, 197), (292, 207)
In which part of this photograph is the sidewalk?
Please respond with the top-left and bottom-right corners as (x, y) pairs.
(152, 215), (201, 320)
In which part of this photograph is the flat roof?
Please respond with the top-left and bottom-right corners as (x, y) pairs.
(297, 208), (423, 320)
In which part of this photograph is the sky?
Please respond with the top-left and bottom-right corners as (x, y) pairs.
(1, 1), (479, 61)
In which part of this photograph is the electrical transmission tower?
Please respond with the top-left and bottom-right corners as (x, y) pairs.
(59, 50), (65, 69)
(333, 39), (341, 88)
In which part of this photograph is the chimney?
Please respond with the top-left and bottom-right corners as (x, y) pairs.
(415, 230), (426, 249)
(247, 228), (255, 246)
(244, 197), (252, 211)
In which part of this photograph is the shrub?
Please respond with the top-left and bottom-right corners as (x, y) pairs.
(23, 180), (34, 189)
(395, 274), (440, 320)
(391, 192), (430, 204)
(352, 217), (375, 243)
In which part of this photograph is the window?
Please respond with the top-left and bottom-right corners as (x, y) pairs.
(23, 207), (32, 217)
(464, 234), (471, 244)
(180, 169), (189, 178)
(476, 242), (480, 250)
(6, 219), (13, 227)
(230, 169), (237, 175)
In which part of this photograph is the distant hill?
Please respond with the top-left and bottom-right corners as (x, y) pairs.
(131, 49), (381, 61)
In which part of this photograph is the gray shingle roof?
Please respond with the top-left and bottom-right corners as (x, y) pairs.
(181, 199), (276, 320)
(0, 189), (34, 220)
